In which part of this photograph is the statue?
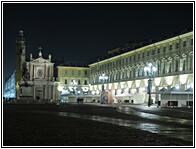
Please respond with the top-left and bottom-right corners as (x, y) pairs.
(21, 63), (30, 87)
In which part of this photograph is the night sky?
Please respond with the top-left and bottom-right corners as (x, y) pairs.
(3, 2), (193, 82)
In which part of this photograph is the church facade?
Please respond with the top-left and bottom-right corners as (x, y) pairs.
(15, 29), (57, 101)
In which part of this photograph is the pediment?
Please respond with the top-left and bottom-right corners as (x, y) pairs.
(31, 57), (52, 64)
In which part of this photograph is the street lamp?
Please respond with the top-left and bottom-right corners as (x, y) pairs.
(71, 80), (77, 95)
(144, 62), (157, 107)
(99, 74), (108, 92)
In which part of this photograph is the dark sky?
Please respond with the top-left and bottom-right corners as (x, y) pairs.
(3, 2), (193, 82)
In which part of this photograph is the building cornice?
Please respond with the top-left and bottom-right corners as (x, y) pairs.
(89, 31), (193, 66)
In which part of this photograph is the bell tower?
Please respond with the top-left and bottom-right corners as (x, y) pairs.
(16, 29), (26, 86)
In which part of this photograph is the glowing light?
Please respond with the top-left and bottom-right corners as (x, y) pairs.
(58, 85), (63, 91)
(140, 87), (145, 91)
(99, 74), (108, 81)
(135, 80), (141, 88)
(82, 87), (89, 92)
(152, 67), (157, 72)
(144, 79), (148, 87)
(179, 74), (187, 84)
(127, 81), (132, 88)
(114, 83), (118, 89)
(176, 85), (180, 89)
(96, 90), (100, 95)
(91, 91), (95, 95)
(166, 76), (173, 86)
(109, 83), (112, 89)
(71, 80), (77, 86)
(190, 83), (193, 88)
(98, 84), (102, 90)
(144, 63), (156, 76)
(154, 78), (161, 86)
(120, 82), (125, 88)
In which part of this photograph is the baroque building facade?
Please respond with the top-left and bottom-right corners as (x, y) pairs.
(89, 31), (193, 104)
(13, 30), (56, 101)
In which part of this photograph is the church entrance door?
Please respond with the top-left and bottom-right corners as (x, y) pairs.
(36, 89), (43, 99)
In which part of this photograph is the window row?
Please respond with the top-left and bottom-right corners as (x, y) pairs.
(61, 69), (88, 76)
(63, 79), (88, 85)
(91, 57), (193, 84)
(91, 39), (193, 73)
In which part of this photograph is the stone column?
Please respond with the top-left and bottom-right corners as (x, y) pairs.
(30, 63), (33, 80)
(50, 66), (53, 78)
(33, 66), (35, 79)
(44, 64), (46, 79)
(33, 86), (36, 99)
(44, 85), (47, 99)
(45, 65), (48, 80)
(16, 85), (20, 99)
(179, 59), (183, 71)
(50, 85), (52, 100)
(53, 84), (56, 100)
(155, 86), (159, 103)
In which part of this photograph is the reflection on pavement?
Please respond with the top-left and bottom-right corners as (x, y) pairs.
(116, 106), (193, 125)
(58, 111), (193, 142)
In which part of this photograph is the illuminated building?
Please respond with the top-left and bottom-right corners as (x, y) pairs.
(56, 65), (90, 102)
(3, 29), (193, 106)
(3, 70), (16, 100)
(89, 31), (193, 105)
(4, 29), (57, 102)
(16, 49), (56, 101)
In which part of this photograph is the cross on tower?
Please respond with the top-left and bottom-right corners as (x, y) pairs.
(38, 46), (43, 57)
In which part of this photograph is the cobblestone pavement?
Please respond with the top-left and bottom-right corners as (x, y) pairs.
(3, 103), (194, 147)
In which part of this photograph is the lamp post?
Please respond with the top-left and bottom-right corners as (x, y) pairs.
(71, 80), (77, 95)
(99, 74), (108, 92)
(144, 63), (157, 107)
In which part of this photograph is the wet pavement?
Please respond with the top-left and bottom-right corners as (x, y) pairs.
(32, 103), (193, 143)
(3, 103), (194, 146)
(57, 111), (192, 142)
